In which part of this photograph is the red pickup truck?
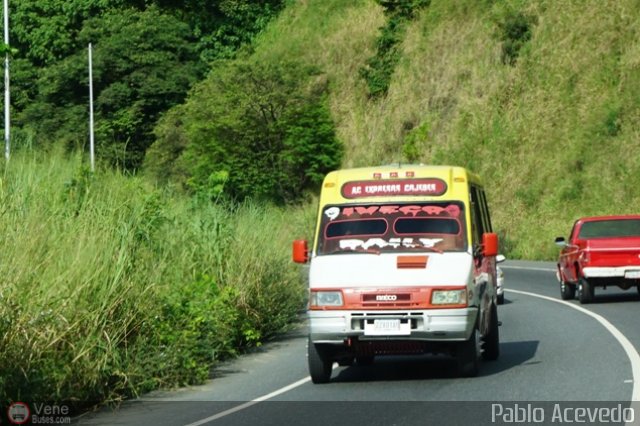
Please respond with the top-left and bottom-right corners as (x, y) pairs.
(555, 215), (640, 304)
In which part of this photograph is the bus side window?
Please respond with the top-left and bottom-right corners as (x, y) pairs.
(470, 186), (486, 256)
(478, 189), (492, 233)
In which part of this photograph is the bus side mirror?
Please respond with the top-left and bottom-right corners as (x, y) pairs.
(292, 239), (309, 263)
(482, 233), (499, 257)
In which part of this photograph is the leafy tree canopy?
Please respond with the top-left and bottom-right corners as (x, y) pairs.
(146, 56), (343, 203)
(18, 7), (203, 169)
(7, 0), (285, 170)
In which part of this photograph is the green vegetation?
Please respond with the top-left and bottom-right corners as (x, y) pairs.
(0, 150), (308, 403)
(359, 0), (431, 98)
(8, 0), (285, 168)
(146, 56), (343, 203)
(20, 7), (204, 169)
(3, 0), (640, 407)
(492, 5), (536, 66)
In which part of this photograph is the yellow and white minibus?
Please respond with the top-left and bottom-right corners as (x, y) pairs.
(293, 164), (501, 383)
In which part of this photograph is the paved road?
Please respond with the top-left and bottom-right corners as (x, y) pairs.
(74, 260), (640, 426)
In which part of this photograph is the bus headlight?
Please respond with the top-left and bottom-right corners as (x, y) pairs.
(310, 291), (344, 307)
(431, 289), (467, 305)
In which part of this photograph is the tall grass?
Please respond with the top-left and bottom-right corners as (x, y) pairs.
(0, 149), (308, 403)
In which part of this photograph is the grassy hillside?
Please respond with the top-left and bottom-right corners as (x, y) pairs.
(254, 0), (640, 259)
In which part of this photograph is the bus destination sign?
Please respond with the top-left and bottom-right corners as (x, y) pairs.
(341, 178), (448, 199)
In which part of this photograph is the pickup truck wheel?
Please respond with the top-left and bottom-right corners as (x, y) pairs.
(578, 278), (594, 304)
(308, 338), (333, 384)
(560, 280), (576, 300)
(482, 304), (500, 361)
(457, 327), (480, 377)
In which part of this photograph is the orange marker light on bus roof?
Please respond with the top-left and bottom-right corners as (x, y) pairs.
(406, 171), (415, 177)
(454, 177), (466, 182)
(390, 172), (398, 178)
(324, 182), (336, 188)
(373, 173), (382, 179)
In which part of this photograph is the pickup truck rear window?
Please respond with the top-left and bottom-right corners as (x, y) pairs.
(578, 219), (640, 239)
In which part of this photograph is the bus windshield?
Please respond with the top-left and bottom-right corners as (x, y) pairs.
(317, 202), (467, 255)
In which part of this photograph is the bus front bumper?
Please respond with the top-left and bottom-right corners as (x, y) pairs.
(308, 308), (478, 344)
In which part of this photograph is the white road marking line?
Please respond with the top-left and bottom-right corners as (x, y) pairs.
(507, 288), (640, 402)
(183, 364), (339, 426)
(182, 376), (310, 426)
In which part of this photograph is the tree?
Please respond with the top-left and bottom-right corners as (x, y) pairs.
(153, 0), (286, 62)
(146, 56), (343, 203)
(11, 0), (131, 67)
(18, 7), (203, 169)
(9, 0), (287, 167)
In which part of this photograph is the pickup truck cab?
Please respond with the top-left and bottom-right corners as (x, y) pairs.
(293, 165), (501, 383)
(555, 215), (640, 304)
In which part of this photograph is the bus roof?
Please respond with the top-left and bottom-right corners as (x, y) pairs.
(319, 164), (482, 205)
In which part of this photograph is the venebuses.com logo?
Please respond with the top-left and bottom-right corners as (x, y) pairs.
(7, 403), (30, 425)
(5, 402), (71, 425)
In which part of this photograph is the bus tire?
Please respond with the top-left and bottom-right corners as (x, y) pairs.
(308, 338), (332, 384)
(482, 304), (500, 361)
(457, 327), (480, 377)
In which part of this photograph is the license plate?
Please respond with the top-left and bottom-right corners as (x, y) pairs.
(625, 270), (640, 279)
(364, 319), (410, 336)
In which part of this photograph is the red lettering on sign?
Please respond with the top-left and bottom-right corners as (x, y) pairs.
(379, 205), (399, 215)
(355, 206), (380, 215)
(399, 205), (423, 216)
(445, 204), (461, 217)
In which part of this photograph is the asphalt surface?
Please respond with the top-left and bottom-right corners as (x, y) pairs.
(73, 260), (640, 426)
